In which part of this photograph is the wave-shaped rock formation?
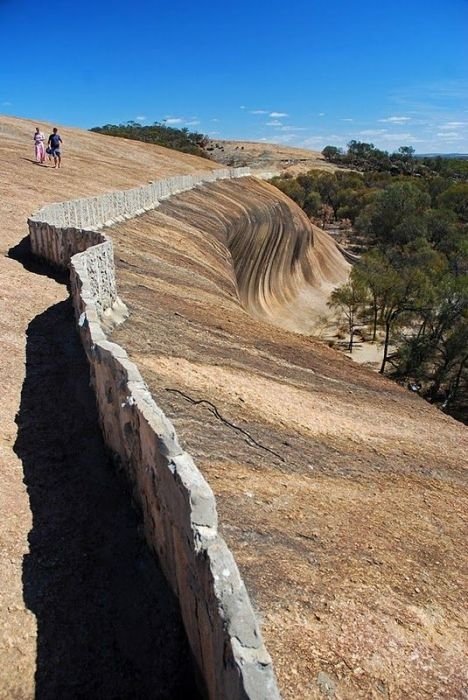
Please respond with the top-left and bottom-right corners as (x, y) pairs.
(158, 177), (350, 332)
(110, 173), (468, 700)
(3, 117), (467, 700)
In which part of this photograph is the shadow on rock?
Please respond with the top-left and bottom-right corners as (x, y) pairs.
(16, 297), (200, 699)
(8, 235), (69, 285)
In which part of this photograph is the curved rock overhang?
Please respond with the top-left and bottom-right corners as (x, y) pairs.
(157, 177), (350, 331)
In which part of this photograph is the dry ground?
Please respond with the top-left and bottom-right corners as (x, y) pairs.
(0, 115), (214, 698)
(110, 183), (468, 700)
(206, 139), (341, 175)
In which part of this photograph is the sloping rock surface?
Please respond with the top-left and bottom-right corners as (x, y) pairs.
(0, 115), (216, 698)
(110, 177), (468, 700)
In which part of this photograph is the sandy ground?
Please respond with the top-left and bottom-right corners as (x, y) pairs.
(110, 185), (468, 699)
(0, 115), (214, 698)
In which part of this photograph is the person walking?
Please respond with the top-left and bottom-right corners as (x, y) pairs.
(33, 127), (46, 164)
(47, 127), (63, 168)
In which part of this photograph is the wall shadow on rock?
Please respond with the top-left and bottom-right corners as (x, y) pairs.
(8, 235), (69, 285)
(15, 295), (201, 699)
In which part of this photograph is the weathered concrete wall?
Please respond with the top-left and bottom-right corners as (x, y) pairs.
(28, 168), (280, 700)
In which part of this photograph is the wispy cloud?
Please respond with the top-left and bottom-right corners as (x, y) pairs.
(266, 120), (283, 126)
(240, 105), (246, 110)
(2, 101), (12, 107)
(389, 79), (468, 114)
(270, 111), (288, 118)
(135, 115), (147, 122)
(359, 129), (387, 136)
(273, 133), (296, 143)
(250, 109), (269, 114)
(164, 116), (200, 126)
(378, 132), (423, 145)
(438, 121), (466, 130)
(378, 116), (411, 123)
(436, 131), (462, 140)
(318, 112), (325, 117)
(211, 118), (219, 122)
(278, 125), (307, 132)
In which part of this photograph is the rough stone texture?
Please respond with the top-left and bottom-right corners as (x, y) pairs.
(0, 114), (223, 698)
(30, 167), (280, 700)
(109, 184), (468, 699)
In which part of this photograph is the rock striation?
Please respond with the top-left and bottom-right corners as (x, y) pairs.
(158, 177), (349, 329)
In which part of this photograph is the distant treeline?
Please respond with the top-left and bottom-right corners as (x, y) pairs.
(90, 121), (210, 158)
(322, 141), (468, 180)
(271, 148), (468, 423)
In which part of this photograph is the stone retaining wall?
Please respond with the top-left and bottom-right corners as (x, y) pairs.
(28, 167), (280, 700)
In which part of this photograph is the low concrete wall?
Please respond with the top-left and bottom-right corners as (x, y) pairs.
(28, 168), (280, 700)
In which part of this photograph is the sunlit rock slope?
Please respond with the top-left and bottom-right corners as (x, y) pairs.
(2, 115), (466, 700)
(0, 115), (218, 698)
(110, 173), (468, 700)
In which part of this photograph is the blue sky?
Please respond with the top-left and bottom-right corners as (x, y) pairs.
(1, 0), (467, 153)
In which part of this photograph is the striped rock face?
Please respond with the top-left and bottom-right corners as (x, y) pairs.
(110, 175), (468, 700)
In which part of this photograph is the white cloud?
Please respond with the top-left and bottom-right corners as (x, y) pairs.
(341, 118), (353, 122)
(378, 116), (411, 123)
(240, 105), (246, 110)
(266, 120), (282, 126)
(185, 120), (200, 126)
(438, 121), (466, 130)
(211, 118), (219, 122)
(250, 109), (269, 114)
(279, 125), (307, 131)
(359, 129), (387, 136)
(318, 112), (325, 117)
(135, 115), (147, 122)
(270, 111), (288, 118)
(436, 131), (462, 140)
(164, 117), (183, 124)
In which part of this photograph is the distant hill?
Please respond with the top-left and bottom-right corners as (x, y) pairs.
(205, 139), (342, 175)
(415, 153), (468, 159)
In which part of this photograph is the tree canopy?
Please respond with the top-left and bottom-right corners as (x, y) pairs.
(90, 121), (210, 158)
(270, 150), (468, 422)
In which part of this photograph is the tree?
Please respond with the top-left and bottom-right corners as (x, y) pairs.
(270, 177), (306, 207)
(438, 183), (468, 222)
(303, 191), (322, 217)
(90, 121), (210, 158)
(356, 182), (431, 246)
(353, 250), (392, 341)
(328, 279), (368, 352)
(377, 265), (431, 374)
(322, 145), (343, 161)
(315, 174), (340, 217)
(394, 275), (468, 421)
(398, 146), (415, 159)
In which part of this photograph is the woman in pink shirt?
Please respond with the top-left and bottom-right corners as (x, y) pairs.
(33, 127), (46, 164)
